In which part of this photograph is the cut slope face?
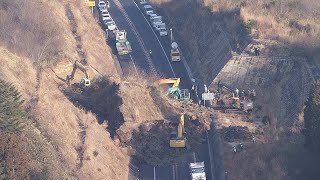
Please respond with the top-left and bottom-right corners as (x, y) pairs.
(210, 56), (311, 125)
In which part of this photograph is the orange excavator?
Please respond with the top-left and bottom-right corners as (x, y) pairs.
(156, 78), (190, 100)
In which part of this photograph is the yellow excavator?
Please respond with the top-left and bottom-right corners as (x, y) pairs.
(170, 113), (186, 148)
(66, 60), (91, 87)
(156, 78), (190, 100)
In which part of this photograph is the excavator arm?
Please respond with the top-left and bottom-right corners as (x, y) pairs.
(157, 78), (180, 87)
(66, 61), (90, 87)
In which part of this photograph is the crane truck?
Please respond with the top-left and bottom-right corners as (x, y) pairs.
(171, 42), (181, 62)
(170, 113), (186, 148)
(216, 80), (254, 112)
(115, 30), (132, 55)
(156, 78), (190, 100)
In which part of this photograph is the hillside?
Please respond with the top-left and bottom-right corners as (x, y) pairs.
(0, 0), (165, 179)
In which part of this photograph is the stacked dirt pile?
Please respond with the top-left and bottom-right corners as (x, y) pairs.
(220, 126), (252, 142)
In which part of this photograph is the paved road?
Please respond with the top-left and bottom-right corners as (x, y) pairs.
(96, 0), (213, 179)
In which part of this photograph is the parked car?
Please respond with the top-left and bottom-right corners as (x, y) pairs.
(98, 1), (106, 10)
(104, 19), (117, 31)
(140, 0), (147, 5)
(143, 4), (154, 15)
(101, 11), (112, 21)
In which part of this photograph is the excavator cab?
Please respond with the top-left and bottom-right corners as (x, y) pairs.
(170, 113), (186, 148)
(80, 78), (91, 87)
(157, 78), (190, 100)
(66, 61), (91, 88)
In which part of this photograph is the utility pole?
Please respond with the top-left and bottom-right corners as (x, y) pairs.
(170, 28), (173, 43)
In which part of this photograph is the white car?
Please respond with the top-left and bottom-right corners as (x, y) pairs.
(98, 1), (106, 10)
(143, 4), (154, 15)
(140, 0), (147, 5)
(101, 11), (112, 21)
(105, 20), (117, 31)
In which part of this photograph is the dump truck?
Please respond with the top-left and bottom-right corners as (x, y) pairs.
(189, 162), (206, 180)
(171, 42), (181, 62)
(115, 30), (132, 55)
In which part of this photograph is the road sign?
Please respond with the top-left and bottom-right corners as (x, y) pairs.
(84, 1), (95, 6)
(202, 93), (215, 101)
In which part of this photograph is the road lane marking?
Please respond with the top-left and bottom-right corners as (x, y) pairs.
(132, 0), (176, 78)
(113, 0), (157, 75)
(193, 152), (196, 163)
(153, 166), (156, 180)
(129, 54), (139, 75)
(172, 165), (175, 180)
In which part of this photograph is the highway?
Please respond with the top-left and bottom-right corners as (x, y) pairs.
(96, 0), (213, 179)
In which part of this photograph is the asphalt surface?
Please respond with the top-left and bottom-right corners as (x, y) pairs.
(96, 0), (213, 179)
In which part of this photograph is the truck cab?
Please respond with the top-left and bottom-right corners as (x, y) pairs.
(143, 4), (154, 15)
(189, 162), (206, 180)
(150, 16), (162, 27)
(171, 42), (181, 61)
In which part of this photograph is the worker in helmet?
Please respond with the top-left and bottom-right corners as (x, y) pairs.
(149, 49), (152, 55)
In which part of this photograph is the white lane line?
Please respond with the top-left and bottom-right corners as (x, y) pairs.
(113, 0), (157, 75)
(132, 0), (176, 78)
(172, 165), (175, 180)
(129, 54), (139, 75)
(153, 166), (156, 180)
(193, 152), (196, 163)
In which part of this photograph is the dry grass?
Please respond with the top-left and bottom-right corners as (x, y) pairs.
(70, 3), (118, 77)
(207, 0), (320, 62)
(224, 136), (320, 180)
(0, 0), (64, 65)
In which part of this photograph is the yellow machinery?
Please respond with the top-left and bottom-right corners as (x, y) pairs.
(156, 78), (190, 100)
(66, 60), (91, 87)
(170, 113), (186, 148)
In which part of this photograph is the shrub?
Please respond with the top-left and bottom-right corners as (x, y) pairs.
(0, 79), (26, 133)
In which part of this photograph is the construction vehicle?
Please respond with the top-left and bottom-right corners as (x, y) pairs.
(189, 162), (206, 180)
(171, 42), (181, 62)
(66, 60), (91, 87)
(115, 30), (132, 55)
(157, 78), (190, 100)
(170, 113), (186, 148)
(216, 80), (254, 112)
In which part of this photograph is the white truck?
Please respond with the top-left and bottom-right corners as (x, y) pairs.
(150, 16), (163, 28)
(189, 162), (206, 180)
(154, 23), (168, 36)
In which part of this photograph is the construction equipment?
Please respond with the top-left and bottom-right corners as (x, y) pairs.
(66, 60), (91, 87)
(170, 113), (186, 148)
(115, 30), (132, 55)
(216, 80), (254, 112)
(171, 42), (181, 62)
(189, 162), (206, 180)
(157, 78), (190, 100)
